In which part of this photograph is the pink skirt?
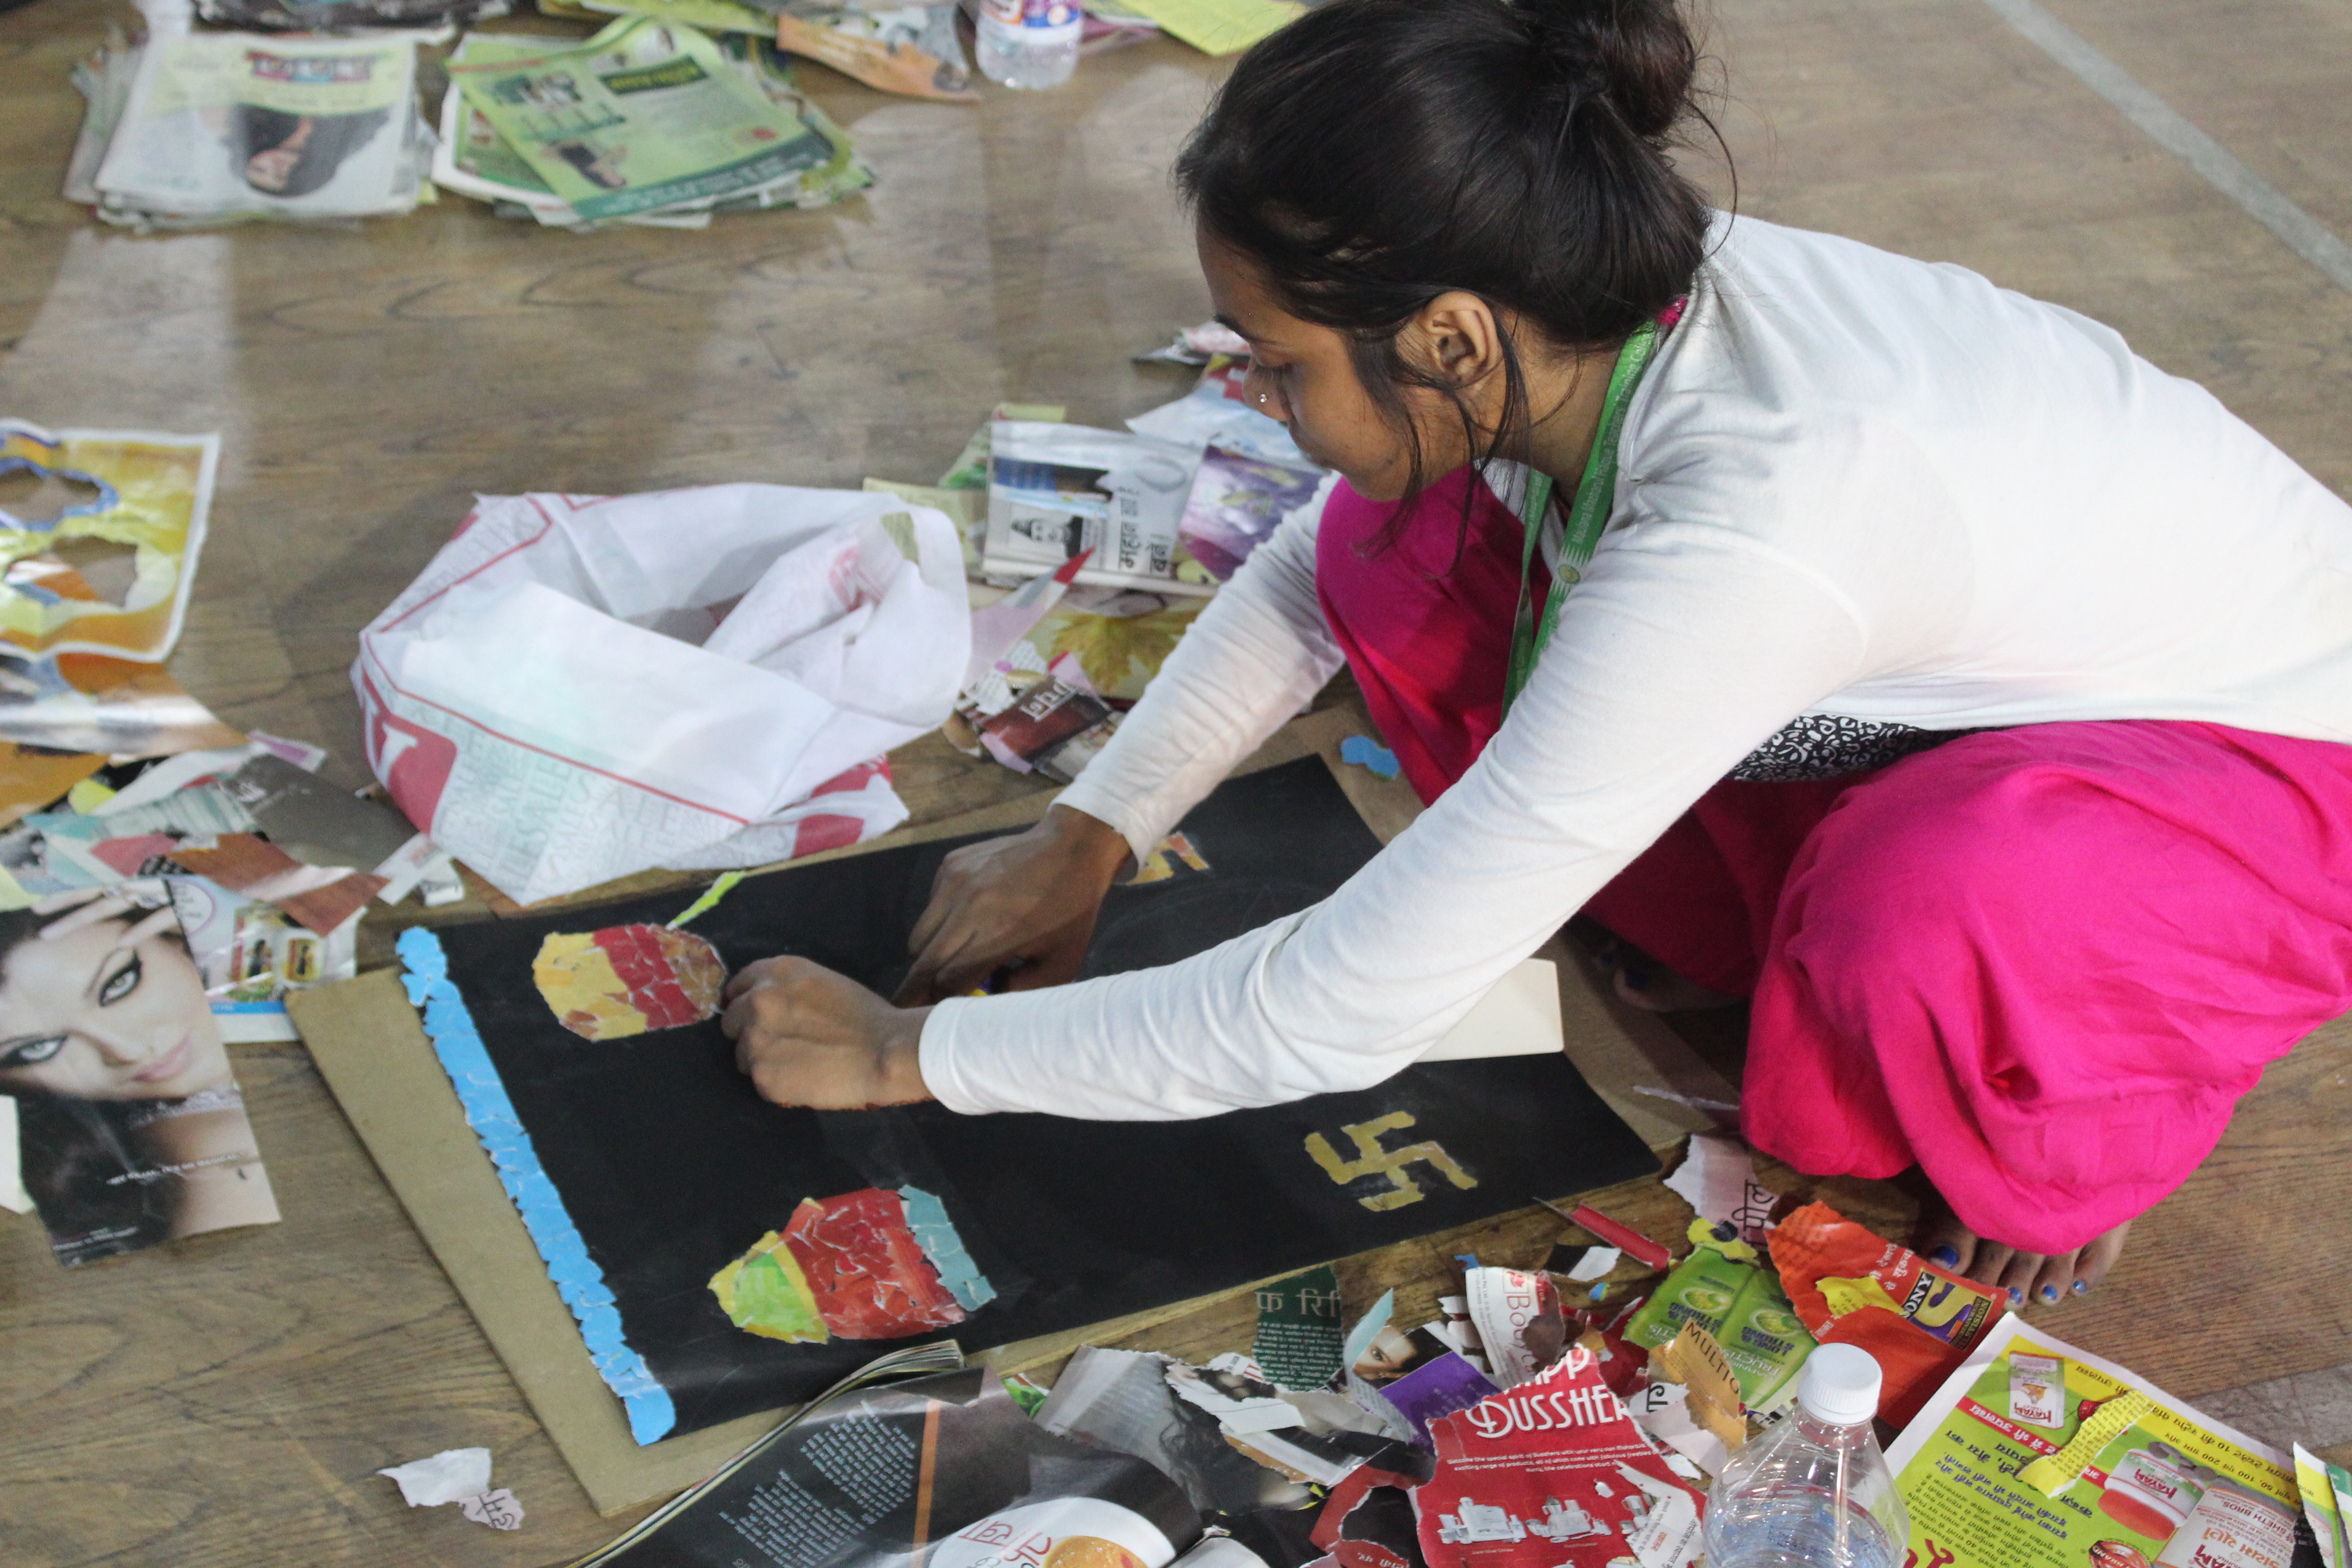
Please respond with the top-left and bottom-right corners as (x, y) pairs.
(1317, 471), (2352, 1254)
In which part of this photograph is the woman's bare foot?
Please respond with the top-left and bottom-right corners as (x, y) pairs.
(1914, 1189), (2132, 1308)
(1590, 934), (1741, 1014)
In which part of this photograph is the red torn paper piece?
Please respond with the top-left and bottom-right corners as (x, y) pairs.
(168, 833), (386, 934)
(782, 1188), (967, 1340)
(1571, 1204), (1672, 1272)
(532, 925), (727, 1041)
(1418, 1347), (1706, 1566)
(1313, 1461), (1433, 1568)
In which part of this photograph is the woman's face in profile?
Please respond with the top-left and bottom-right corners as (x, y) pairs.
(0, 918), (227, 1101)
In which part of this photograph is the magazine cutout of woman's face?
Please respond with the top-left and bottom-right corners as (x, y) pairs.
(0, 913), (229, 1102)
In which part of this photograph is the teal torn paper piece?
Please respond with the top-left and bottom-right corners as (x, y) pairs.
(397, 927), (678, 1446)
(899, 1184), (997, 1312)
(1338, 735), (1400, 779)
(1251, 1264), (1345, 1391)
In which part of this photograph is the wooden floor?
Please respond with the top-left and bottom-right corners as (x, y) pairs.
(3, 0), (2351, 1563)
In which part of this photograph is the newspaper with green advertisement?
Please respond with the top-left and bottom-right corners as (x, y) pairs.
(437, 27), (867, 223)
(1885, 1315), (2301, 1568)
(449, 17), (837, 220)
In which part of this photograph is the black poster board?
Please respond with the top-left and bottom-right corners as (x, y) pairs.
(421, 759), (1655, 1441)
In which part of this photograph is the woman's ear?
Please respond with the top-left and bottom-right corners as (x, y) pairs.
(1401, 290), (1507, 391)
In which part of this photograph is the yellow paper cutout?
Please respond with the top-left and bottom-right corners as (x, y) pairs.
(1114, 0), (1301, 55)
(1304, 1111), (1477, 1211)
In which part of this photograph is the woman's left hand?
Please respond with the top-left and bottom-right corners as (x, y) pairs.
(720, 957), (935, 1110)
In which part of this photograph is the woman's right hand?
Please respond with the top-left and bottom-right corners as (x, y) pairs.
(894, 805), (1134, 1004)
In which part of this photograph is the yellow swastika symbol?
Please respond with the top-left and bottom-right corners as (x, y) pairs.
(1303, 1111), (1478, 1211)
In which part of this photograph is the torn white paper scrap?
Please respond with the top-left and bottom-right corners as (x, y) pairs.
(1415, 957), (1564, 1063)
(1566, 1245), (1620, 1283)
(458, 1489), (524, 1529)
(1663, 1132), (1780, 1244)
(376, 1447), (523, 1530)
(1627, 1380), (1731, 1477)
(0, 1094), (29, 1214)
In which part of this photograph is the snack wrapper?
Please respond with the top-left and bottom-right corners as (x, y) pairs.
(1766, 1201), (2005, 1428)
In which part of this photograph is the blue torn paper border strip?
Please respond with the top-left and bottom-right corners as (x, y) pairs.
(397, 927), (679, 1446)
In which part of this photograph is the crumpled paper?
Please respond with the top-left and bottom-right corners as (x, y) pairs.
(377, 1447), (524, 1530)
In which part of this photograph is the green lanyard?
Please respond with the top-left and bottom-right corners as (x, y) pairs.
(1503, 319), (1664, 715)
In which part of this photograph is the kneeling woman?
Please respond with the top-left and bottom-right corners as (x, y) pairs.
(724, 0), (2352, 1309)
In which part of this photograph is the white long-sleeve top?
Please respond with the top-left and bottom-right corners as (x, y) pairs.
(917, 215), (2352, 1120)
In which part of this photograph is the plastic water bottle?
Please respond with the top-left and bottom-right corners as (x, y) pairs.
(1702, 1344), (1911, 1568)
(975, 0), (1082, 88)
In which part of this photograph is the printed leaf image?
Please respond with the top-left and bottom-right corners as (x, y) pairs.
(783, 1188), (971, 1340)
(708, 1230), (830, 1344)
(532, 924), (726, 1040)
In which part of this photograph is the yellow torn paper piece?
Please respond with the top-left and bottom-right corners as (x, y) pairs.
(1106, 0), (1300, 56)
(2019, 1389), (2155, 1494)
(1817, 1274), (1907, 1320)
(708, 1230), (831, 1343)
(0, 422), (218, 662)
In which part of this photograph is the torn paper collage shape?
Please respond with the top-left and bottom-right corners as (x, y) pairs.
(709, 1185), (992, 1344)
(532, 924), (728, 1040)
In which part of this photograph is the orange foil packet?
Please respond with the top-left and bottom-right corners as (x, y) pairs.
(1766, 1201), (2005, 1428)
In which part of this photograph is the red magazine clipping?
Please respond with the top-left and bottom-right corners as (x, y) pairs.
(1416, 1346), (1706, 1567)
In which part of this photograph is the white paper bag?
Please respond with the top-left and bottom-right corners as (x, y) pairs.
(354, 485), (969, 904)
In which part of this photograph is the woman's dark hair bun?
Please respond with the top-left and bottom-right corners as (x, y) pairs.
(1177, 0), (1719, 537)
(1524, 0), (1699, 141)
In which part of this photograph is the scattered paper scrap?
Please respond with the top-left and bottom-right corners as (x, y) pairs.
(1568, 1203), (1672, 1272)
(1653, 1325), (1745, 1454)
(166, 833), (386, 936)
(0, 1095), (29, 1214)
(532, 925), (727, 1040)
(1338, 735), (1401, 780)
(1130, 830), (1212, 885)
(1463, 1266), (1565, 1389)
(0, 421), (218, 663)
(1093, 0), (1300, 56)
(782, 1187), (969, 1339)
(2295, 1443), (2350, 1568)
(376, 1447), (524, 1531)
(1251, 1264), (1345, 1391)
(666, 871), (745, 931)
(1662, 1132), (1780, 1245)
(708, 1228), (830, 1344)
(2019, 1390), (2155, 1495)
(1546, 1243), (1621, 1284)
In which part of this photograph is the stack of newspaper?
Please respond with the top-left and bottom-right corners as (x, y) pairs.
(434, 19), (872, 227)
(65, 32), (436, 230)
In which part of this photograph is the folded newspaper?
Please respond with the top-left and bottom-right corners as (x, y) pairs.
(568, 1344), (1274, 1567)
(194, 0), (508, 27)
(1884, 1315), (2306, 1568)
(435, 27), (871, 225)
(445, 16), (863, 225)
(70, 33), (434, 230)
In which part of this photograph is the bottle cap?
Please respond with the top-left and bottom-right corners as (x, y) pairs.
(1796, 1343), (1884, 1425)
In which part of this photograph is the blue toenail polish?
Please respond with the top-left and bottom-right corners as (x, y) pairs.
(2072, 1280), (2088, 1295)
(2040, 1285), (2059, 1303)
(1930, 1245), (1960, 1268)
(2008, 1288), (2023, 1305)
